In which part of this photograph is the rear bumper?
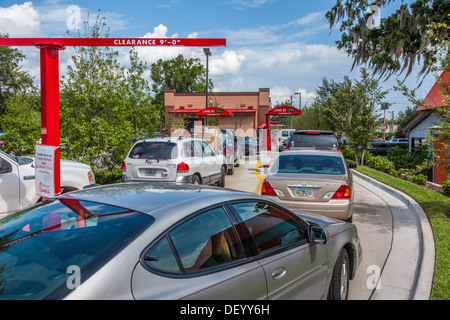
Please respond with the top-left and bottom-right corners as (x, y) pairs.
(264, 195), (353, 220)
(122, 175), (192, 183)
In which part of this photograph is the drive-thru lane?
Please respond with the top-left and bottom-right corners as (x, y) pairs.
(226, 157), (434, 300)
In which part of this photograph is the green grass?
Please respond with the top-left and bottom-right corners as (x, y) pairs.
(356, 165), (450, 300)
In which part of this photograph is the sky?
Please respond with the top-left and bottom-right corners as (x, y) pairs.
(0, 0), (439, 118)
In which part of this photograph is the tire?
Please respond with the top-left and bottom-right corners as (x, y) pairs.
(227, 164), (235, 175)
(328, 249), (350, 300)
(217, 166), (226, 187)
(191, 175), (201, 185)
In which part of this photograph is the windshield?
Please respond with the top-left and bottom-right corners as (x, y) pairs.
(289, 132), (338, 149)
(271, 154), (346, 175)
(129, 141), (178, 160)
(0, 199), (153, 300)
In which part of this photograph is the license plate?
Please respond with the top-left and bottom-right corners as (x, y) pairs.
(144, 169), (156, 176)
(295, 188), (313, 198)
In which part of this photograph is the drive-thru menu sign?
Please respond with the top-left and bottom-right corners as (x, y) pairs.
(35, 145), (57, 198)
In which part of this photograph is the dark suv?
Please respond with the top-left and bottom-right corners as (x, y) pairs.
(286, 130), (341, 151)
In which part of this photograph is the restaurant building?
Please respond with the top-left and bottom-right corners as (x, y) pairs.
(164, 88), (272, 136)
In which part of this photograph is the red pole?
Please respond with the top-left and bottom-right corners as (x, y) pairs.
(266, 114), (271, 151)
(39, 44), (65, 197)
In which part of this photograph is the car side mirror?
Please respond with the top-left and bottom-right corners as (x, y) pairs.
(348, 163), (357, 169)
(309, 225), (326, 244)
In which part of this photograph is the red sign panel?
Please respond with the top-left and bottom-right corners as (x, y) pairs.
(0, 38), (226, 47)
(197, 107), (233, 116)
(265, 105), (302, 116)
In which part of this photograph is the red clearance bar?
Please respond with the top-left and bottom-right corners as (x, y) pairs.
(0, 38), (226, 47)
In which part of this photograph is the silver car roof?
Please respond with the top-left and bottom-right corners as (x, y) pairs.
(56, 182), (264, 216)
(279, 149), (344, 157)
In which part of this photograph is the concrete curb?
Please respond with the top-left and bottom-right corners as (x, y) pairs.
(351, 169), (435, 300)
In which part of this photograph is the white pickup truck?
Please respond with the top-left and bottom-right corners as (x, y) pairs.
(0, 150), (96, 217)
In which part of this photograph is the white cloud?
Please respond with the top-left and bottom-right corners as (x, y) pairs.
(0, 2), (41, 37)
(270, 86), (316, 107)
(210, 50), (246, 76)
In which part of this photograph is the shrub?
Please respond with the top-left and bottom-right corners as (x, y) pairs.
(95, 167), (123, 185)
(365, 154), (394, 172)
(410, 174), (428, 185)
(443, 179), (450, 194)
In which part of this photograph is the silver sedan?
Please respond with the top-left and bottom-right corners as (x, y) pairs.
(0, 183), (361, 300)
(261, 150), (355, 222)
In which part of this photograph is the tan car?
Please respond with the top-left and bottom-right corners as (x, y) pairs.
(261, 149), (355, 222)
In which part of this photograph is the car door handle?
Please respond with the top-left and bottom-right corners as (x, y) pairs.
(23, 175), (35, 180)
(271, 267), (286, 280)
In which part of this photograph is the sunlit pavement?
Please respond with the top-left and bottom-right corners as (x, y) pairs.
(226, 157), (435, 300)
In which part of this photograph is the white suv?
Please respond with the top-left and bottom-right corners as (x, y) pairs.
(122, 136), (227, 186)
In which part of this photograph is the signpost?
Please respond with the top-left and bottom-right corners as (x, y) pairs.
(0, 37), (226, 197)
(264, 105), (302, 152)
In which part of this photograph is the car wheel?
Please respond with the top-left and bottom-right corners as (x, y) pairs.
(191, 175), (201, 185)
(217, 166), (226, 187)
(328, 249), (350, 300)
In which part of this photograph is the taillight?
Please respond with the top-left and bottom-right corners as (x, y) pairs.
(285, 147), (290, 151)
(332, 185), (351, 199)
(177, 162), (189, 173)
(122, 161), (126, 170)
(261, 181), (277, 196)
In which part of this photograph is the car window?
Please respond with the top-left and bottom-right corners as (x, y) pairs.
(231, 202), (307, 254)
(129, 141), (178, 160)
(183, 142), (193, 158)
(193, 141), (203, 157)
(169, 207), (244, 273)
(290, 132), (338, 149)
(144, 236), (181, 274)
(202, 141), (215, 157)
(0, 199), (153, 300)
(272, 154), (346, 175)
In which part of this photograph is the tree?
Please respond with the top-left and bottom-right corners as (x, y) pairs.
(325, 68), (388, 165)
(150, 54), (212, 126)
(326, 0), (450, 81)
(0, 34), (35, 117)
(60, 13), (158, 170)
(0, 91), (41, 155)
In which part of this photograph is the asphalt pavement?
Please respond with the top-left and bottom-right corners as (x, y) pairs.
(226, 157), (435, 300)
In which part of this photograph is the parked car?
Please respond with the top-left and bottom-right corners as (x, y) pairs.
(219, 128), (241, 175)
(122, 136), (227, 187)
(277, 129), (295, 151)
(260, 149), (355, 222)
(367, 141), (390, 156)
(287, 130), (341, 151)
(0, 182), (362, 300)
(0, 150), (96, 217)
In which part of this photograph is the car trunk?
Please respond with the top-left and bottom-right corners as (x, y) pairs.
(266, 173), (347, 202)
(128, 141), (179, 181)
(131, 159), (178, 181)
